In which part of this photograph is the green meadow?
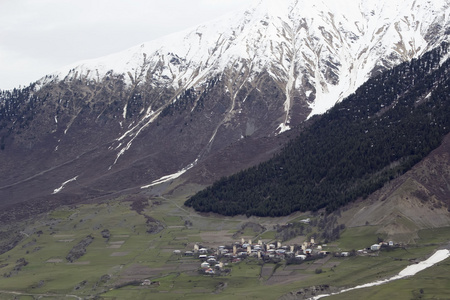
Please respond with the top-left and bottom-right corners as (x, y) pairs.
(0, 187), (449, 299)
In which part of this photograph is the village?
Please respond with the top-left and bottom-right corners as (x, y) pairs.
(171, 236), (397, 276)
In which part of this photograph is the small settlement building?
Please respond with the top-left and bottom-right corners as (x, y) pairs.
(201, 262), (210, 269)
(295, 254), (307, 260)
(371, 244), (381, 251)
(141, 279), (152, 286)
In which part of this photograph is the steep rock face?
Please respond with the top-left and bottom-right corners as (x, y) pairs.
(1, 0), (450, 219)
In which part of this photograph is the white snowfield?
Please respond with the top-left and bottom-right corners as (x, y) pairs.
(310, 249), (450, 299)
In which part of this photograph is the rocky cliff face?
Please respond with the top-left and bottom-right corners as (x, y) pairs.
(1, 0), (450, 220)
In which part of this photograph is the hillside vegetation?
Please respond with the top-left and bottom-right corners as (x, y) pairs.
(185, 43), (450, 217)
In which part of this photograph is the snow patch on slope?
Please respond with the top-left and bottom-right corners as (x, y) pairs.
(141, 159), (198, 189)
(52, 176), (78, 194)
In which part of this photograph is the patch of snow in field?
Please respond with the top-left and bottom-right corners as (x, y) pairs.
(398, 249), (450, 277)
(310, 249), (450, 299)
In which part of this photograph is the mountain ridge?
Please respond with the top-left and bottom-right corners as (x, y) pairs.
(39, 0), (450, 122)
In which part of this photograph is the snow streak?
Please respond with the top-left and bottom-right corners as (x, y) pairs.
(52, 176), (78, 194)
(309, 249), (450, 299)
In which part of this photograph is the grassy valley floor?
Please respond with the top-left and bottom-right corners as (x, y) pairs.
(0, 184), (449, 299)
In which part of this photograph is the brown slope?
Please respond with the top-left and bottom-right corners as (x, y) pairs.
(340, 133), (450, 243)
(0, 71), (301, 224)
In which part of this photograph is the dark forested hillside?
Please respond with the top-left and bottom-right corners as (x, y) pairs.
(185, 43), (450, 217)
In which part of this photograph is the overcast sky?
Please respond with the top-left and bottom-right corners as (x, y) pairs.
(0, 0), (254, 90)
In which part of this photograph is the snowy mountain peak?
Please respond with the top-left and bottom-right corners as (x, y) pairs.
(41, 0), (450, 123)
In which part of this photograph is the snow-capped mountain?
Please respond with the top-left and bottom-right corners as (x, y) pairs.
(45, 0), (450, 125)
(1, 0), (450, 218)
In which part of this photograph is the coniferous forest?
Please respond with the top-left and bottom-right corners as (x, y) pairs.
(185, 43), (450, 217)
